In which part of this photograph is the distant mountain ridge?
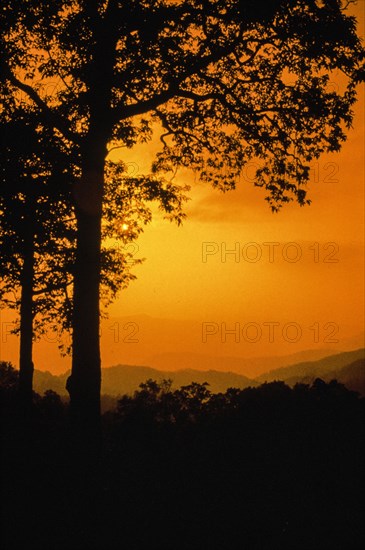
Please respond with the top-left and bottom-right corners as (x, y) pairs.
(33, 348), (365, 398)
(256, 348), (364, 383)
(33, 365), (255, 397)
(145, 348), (342, 377)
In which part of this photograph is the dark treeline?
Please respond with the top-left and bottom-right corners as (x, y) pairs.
(1, 362), (364, 550)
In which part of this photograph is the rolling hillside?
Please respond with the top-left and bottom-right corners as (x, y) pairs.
(256, 349), (365, 392)
(33, 364), (256, 397)
(32, 348), (365, 399)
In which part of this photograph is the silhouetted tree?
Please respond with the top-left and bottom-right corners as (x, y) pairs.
(0, 108), (76, 406)
(0, 110), (186, 407)
(1, 0), (364, 423)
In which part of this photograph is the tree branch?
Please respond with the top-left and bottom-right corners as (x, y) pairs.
(112, 36), (246, 123)
(33, 279), (73, 296)
(2, 62), (81, 146)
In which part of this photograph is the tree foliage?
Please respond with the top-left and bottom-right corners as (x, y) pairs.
(0, 107), (76, 336)
(1, 0), (363, 207)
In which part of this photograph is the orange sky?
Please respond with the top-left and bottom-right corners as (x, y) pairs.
(0, 2), (364, 375)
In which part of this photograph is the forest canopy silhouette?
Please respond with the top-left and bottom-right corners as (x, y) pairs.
(1, 360), (364, 549)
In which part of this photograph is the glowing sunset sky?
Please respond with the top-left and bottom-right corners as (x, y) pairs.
(0, 2), (364, 375)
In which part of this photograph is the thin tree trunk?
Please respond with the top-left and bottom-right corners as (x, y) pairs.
(67, 143), (105, 429)
(18, 211), (35, 407)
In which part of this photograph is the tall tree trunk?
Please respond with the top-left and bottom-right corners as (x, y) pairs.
(67, 142), (105, 429)
(18, 209), (35, 407)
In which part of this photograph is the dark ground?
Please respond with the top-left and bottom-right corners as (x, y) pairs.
(1, 374), (364, 550)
